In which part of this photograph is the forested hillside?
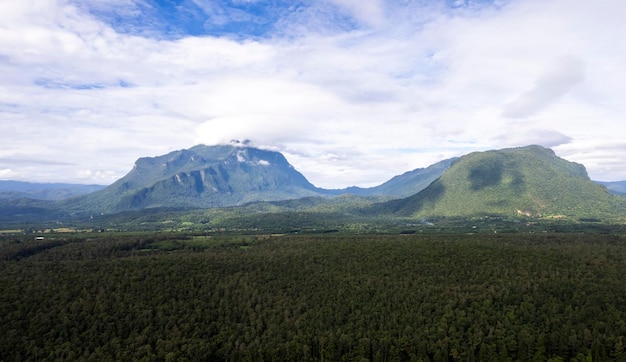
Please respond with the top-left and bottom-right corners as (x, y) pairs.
(2, 232), (626, 361)
(379, 145), (624, 220)
(62, 144), (325, 213)
(2, 145), (625, 225)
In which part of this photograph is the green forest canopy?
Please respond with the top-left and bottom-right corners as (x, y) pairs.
(1, 232), (626, 361)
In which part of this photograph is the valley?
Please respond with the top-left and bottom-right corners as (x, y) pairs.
(1, 144), (626, 361)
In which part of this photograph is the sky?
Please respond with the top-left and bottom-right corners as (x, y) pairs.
(1, 0), (625, 188)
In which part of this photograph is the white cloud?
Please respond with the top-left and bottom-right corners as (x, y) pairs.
(1, 0), (626, 187)
(503, 57), (585, 118)
(0, 169), (18, 179)
(327, 0), (386, 27)
(494, 129), (573, 149)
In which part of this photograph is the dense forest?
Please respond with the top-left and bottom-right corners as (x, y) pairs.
(2, 231), (626, 361)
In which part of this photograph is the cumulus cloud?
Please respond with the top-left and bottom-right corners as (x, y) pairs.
(494, 129), (573, 149)
(0, 169), (22, 180)
(1, 0), (626, 186)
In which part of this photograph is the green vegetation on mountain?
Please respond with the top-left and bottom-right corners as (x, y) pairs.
(1, 144), (625, 229)
(379, 145), (625, 220)
(44, 143), (454, 215)
(62, 145), (325, 213)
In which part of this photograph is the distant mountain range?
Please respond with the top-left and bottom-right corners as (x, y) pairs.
(0, 181), (105, 201)
(1, 144), (624, 222)
(597, 181), (626, 196)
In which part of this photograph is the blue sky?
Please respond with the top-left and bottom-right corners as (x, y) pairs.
(85, 0), (498, 39)
(1, 0), (625, 187)
(80, 0), (378, 39)
(83, 0), (292, 38)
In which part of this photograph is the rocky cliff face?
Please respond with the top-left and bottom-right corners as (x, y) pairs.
(65, 144), (323, 212)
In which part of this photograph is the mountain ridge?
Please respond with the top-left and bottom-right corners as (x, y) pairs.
(324, 157), (457, 198)
(1, 144), (624, 224)
(56, 144), (459, 213)
(374, 145), (624, 219)
(61, 144), (325, 213)
(0, 181), (105, 201)
(597, 181), (626, 196)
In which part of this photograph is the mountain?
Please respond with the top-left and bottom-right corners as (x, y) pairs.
(62, 144), (327, 213)
(376, 145), (625, 220)
(596, 181), (626, 196)
(0, 144), (454, 217)
(59, 144), (456, 214)
(2, 144), (624, 224)
(326, 158), (456, 198)
(0, 181), (105, 201)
